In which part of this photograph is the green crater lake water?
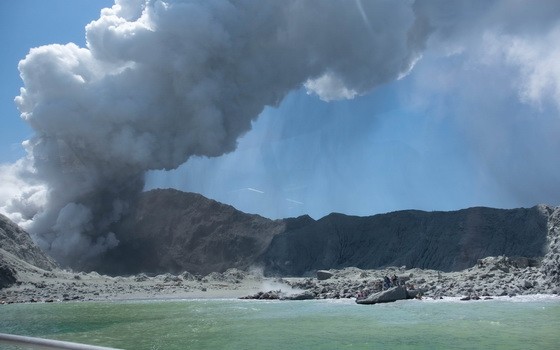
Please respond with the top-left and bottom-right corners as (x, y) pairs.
(1, 296), (559, 349)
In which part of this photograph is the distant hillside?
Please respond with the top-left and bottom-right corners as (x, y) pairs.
(98, 189), (286, 275)
(0, 213), (58, 271)
(1, 213), (58, 288)
(262, 206), (552, 276)
(94, 189), (556, 278)
(2, 191), (557, 283)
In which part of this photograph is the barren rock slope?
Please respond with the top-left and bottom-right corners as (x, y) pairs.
(262, 205), (552, 276)
(1, 214), (58, 289)
(99, 189), (286, 275)
(0, 213), (57, 271)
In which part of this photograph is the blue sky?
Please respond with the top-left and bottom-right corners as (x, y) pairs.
(145, 81), (484, 219)
(1, 0), (560, 226)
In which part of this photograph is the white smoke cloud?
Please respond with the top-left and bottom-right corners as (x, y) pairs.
(145, 0), (560, 219)
(403, 0), (560, 207)
(2, 0), (426, 267)
(491, 28), (560, 110)
(3, 0), (559, 267)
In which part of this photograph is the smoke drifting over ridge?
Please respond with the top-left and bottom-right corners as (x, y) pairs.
(1, 0), (427, 266)
(2, 0), (560, 267)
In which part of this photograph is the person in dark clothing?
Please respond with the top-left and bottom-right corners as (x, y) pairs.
(383, 275), (391, 289)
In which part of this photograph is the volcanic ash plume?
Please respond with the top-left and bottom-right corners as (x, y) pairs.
(2, 0), (429, 267)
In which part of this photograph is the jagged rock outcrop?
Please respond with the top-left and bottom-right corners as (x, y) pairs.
(0, 213), (58, 271)
(262, 205), (551, 276)
(98, 189), (286, 275)
(540, 206), (560, 287)
(0, 214), (59, 289)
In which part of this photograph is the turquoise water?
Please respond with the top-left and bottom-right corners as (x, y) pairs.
(1, 297), (559, 349)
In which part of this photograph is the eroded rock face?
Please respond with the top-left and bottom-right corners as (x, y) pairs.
(540, 207), (560, 288)
(0, 214), (58, 271)
(98, 189), (286, 275)
(263, 206), (552, 276)
(0, 214), (60, 290)
(93, 190), (557, 279)
(52, 187), (554, 280)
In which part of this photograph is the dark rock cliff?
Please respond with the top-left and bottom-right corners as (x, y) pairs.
(98, 190), (554, 277)
(262, 205), (551, 276)
(98, 189), (286, 275)
(2, 190), (556, 283)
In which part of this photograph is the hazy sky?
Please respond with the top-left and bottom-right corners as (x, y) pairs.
(1, 0), (559, 244)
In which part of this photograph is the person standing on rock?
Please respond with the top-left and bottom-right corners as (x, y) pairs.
(383, 276), (391, 289)
(391, 274), (398, 287)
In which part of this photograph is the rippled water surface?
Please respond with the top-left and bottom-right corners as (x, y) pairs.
(1, 296), (559, 349)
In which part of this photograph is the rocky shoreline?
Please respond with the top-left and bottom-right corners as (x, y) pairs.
(1, 254), (558, 305)
(2, 203), (559, 305)
(0, 267), (266, 304)
(0, 198), (560, 304)
(240, 256), (560, 302)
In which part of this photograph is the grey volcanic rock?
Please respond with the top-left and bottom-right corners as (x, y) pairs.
(0, 214), (57, 271)
(99, 189), (286, 275)
(93, 188), (556, 280)
(356, 286), (408, 304)
(316, 270), (334, 280)
(263, 206), (551, 276)
(283, 291), (315, 300)
(540, 206), (560, 288)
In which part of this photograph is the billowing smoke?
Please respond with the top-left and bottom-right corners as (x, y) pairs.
(3, 0), (560, 267)
(0, 0), (427, 266)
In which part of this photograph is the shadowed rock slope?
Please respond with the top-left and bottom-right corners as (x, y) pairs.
(2, 189), (557, 283)
(99, 189), (286, 275)
(262, 205), (552, 276)
(100, 189), (555, 278)
(0, 213), (58, 271)
(1, 213), (58, 288)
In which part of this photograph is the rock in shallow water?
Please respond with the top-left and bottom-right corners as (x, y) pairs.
(356, 286), (408, 305)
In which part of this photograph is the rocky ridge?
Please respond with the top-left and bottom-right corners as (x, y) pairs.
(97, 189), (286, 275)
(236, 206), (560, 301)
(98, 190), (555, 278)
(540, 206), (560, 287)
(0, 213), (57, 271)
(1, 213), (58, 289)
(262, 205), (551, 276)
(1, 192), (559, 304)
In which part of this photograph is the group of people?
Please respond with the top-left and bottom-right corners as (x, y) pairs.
(356, 274), (404, 300)
(383, 274), (401, 290)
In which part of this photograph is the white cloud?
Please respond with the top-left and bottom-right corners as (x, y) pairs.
(500, 27), (560, 110)
(304, 73), (358, 102)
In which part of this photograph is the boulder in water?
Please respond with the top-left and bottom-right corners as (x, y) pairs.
(283, 291), (315, 300)
(356, 286), (408, 305)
